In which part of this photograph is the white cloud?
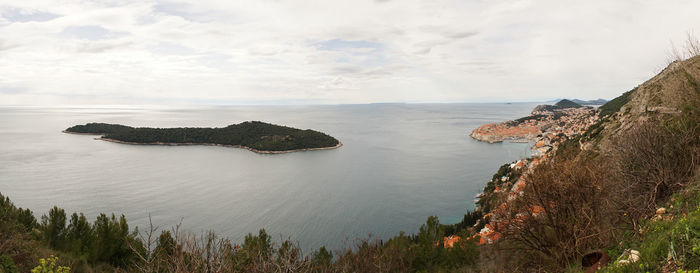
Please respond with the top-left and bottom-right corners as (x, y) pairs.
(0, 0), (699, 105)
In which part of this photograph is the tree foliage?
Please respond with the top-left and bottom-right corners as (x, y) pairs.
(65, 121), (340, 152)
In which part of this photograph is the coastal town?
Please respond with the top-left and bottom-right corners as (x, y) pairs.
(469, 99), (600, 155)
(458, 99), (603, 246)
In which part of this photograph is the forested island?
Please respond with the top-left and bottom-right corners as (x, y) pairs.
(63, 121), (341, 153)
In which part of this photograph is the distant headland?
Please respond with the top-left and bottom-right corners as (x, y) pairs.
(470, 99), (599, 154)
(63, 121), (342, 154)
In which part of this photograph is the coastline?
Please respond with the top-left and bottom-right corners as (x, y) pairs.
(62, 131), (342, 154)
(61, 130), (105, 135)
(469, 131), (537, 143)
(97, 138), (343, 154)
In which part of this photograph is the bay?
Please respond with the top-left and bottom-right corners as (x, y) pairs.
(0, 103), (537, 251)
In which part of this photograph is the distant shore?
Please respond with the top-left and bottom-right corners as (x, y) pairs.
(62, 131), (103, 135)
(62, 130), (343, 154)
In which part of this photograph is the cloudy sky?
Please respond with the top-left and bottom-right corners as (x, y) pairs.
(1, 0), (699, 105)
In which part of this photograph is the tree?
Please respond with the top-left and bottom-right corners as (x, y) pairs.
(414, 216), (446, 269)
(91, 213), (137, 267)
(67, 212), (93, 256)
(311, 246), (332, 267)
(41, 206), (67, 249)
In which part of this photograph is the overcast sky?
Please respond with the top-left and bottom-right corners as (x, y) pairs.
(1, 0), (699, 105)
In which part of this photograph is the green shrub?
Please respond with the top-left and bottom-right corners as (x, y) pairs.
(0, 255), (18, 273)
(599, 88), (636, 117)
(637, 199), (700, 270)
(30, 256), (70, 273)
(311, 246), (332, 266)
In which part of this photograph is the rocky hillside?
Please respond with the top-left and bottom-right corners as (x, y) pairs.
(470, 55), (700, 271)
(579, 55), (700, 153)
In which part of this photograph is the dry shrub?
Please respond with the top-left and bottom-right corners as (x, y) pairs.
(494, 112), (699, 271)
(494, 157), (625, 270)
(128, 220), (315, 273)
(126, 218), (479, 273)
(613, 117), (700, 223)
(333, 235), (418, 273)
(668, 32), (700, 63)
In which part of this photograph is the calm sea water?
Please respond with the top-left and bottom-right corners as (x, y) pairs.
(0, 103), (537, 251)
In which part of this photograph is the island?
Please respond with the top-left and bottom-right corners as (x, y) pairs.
(63, 121), (342, 154)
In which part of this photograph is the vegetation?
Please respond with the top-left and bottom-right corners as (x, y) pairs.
(509, 114), (547, 125)
(31, 256), (71, 273)
(0, 254), (19, 273)
(494, 156), (626, 270)
(475, 89), (700, 271)
(0, 190), (480, 272)
(65, 121), (340, 152)
(554, 99), (582, 108)
(472, 50), (700, 271)
(602, 179), (700, 273)
(442, 210), (483, 236)
(598, 88), (636, 117)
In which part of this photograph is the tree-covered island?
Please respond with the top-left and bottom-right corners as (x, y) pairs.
(63, 121), (341, 153)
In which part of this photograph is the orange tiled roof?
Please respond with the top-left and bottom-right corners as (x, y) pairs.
(442, 235), (461, 248)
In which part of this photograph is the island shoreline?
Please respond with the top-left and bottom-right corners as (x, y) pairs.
(63, 130), (342, 154)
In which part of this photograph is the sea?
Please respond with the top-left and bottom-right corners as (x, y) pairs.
(0, 103), (538, 251)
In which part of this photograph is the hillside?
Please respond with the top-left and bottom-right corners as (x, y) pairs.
(582, 55), (700, 153)
(553, 99), (582, 108)
(64, 121), (341, 153)
(471, 55), (700, 271)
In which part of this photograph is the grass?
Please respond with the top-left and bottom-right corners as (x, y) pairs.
(685, 70), (700, 94)
(600, 180), (700, 272)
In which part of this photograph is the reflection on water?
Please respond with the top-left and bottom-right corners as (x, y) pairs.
(0, 103), (537, 250)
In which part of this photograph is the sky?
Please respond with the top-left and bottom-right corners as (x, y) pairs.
(1, 0), (699, 105)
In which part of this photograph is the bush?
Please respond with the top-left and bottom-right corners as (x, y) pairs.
(0, 193), (38, 232)
(613, 117), (699, 219)
(30, 256), (70, 273)
(602, 183), (700, 272)
(311, 246), (332, 267)
(495, 157), (625, 270)
(0, 255), (18, 273)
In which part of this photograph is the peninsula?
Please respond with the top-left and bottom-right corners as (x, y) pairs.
(470, 99), (599, 154)
(64, 121), (342, 154)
